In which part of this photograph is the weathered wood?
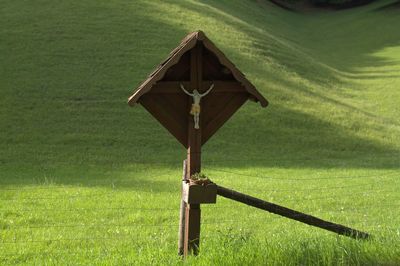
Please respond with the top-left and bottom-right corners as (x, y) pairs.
(163, 51), (191, 81)
(216, 185), (370, 239)
(199, 31), (268, 107)
(149, 81), (246, 94)
(202, 47), (235, 81)
(183, 182), (217, 204)
(186, 45), (202, 176)
(128, 34), (198, 106)
(201, 81), (245, 92)
(184, 203), (201, 256)
(128, 30), (268, 107)
(184, 44), (203, 257)
(128, 31), (269, 258)
(178, 160), (187, 256)
(202, 93), (248, 144)
(140, 95), (187, 146)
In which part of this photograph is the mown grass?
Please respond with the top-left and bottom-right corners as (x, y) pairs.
(0, 0), (399, 265)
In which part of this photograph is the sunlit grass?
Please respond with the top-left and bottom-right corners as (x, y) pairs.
(0, 0), (399, 264)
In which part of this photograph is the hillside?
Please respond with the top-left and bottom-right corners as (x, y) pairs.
(0, 0), (399, 264)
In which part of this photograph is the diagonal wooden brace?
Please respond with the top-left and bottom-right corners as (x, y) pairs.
(216, 185), (370, 239)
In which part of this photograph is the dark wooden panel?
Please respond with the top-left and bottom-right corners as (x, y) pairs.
(140, 94), (187, 147)
(202, 46), (235, 81)
(201, 81), (246, 93)
(162, 50), (191, 81)
(149, 81), (190, 93)
(184, 204), (201, 256)
(201, 92), (236, 128)
(202, 93), (248, 145)
(162, 94), (190, 123)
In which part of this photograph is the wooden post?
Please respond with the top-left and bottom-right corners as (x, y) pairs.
(217, 185), (370, 239)
(178, 160), (187, 255)
(183, 43), (203, 256)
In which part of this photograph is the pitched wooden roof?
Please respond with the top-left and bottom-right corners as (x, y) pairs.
(128, 30), (268, 107)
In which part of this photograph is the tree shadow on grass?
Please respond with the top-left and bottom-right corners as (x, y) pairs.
(202, 102), (400, 169)
(0, 163), (180, 193)
(1, 0), (399, 192)
(194, 0), (400, 80)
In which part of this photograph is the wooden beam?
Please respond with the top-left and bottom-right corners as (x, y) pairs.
(187, 44), (203, 176)
(184, 203), (201, 256)
(201, 81), (245, 93)
(184, 43), (203, 257)
(149, 81), (246, 94)
(178, 160), (187, 256)
(217, 185), (370, 239)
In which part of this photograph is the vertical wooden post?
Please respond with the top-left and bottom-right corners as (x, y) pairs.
(183, 43), (203, 256)
(178, 160), (187, 255)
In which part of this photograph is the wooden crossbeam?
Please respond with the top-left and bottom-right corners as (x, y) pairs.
(149, 81), (246, 94)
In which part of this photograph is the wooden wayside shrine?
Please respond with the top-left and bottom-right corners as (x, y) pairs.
(128, 31), (369, 257)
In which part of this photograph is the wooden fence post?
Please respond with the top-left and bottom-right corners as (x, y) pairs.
(178, 160), (187, 255)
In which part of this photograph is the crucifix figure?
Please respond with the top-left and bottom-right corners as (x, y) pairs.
(180, 83), (214, 129)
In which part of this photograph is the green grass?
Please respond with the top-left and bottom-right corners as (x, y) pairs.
(0, 0), (399, 265)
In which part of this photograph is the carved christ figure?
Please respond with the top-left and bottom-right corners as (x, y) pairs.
(180, 83), (214, 129)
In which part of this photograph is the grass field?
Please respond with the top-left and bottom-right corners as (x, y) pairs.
(1, 0), (399, 265)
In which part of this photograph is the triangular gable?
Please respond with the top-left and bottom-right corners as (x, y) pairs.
(128, 31), (268, 107)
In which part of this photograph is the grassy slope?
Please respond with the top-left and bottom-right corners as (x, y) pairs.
(0, 0), (399, 264)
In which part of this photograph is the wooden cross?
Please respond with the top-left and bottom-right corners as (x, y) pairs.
(128, 31), (268, 256)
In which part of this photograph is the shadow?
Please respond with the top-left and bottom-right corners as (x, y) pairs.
(195, 0), (400, 76)
(172, 0), (346, 89)
(375, 0), (400, 10)
(0, 0), (399, 192)
(201, 102), (400, 169)
(0, 163), (180, 193)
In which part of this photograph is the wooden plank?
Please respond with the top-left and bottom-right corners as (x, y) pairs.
(178, 160), (187, 256)
(140, 95), (187, 147)
(149, 81), (190, 94)
(201, 92), (235, 131)
(217, 185), (370, 239)
(183, 182), (217, 204)
(201, 81), (245, 93)
(161, 94), (189, 123)
(187, 44), (202, 176)
(149, 81), (245, 94)
(202, 93), (248, 145)
(184, 43), (203, 257)
(148, 94), (187, 129)
(184, 204), (201, 256)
